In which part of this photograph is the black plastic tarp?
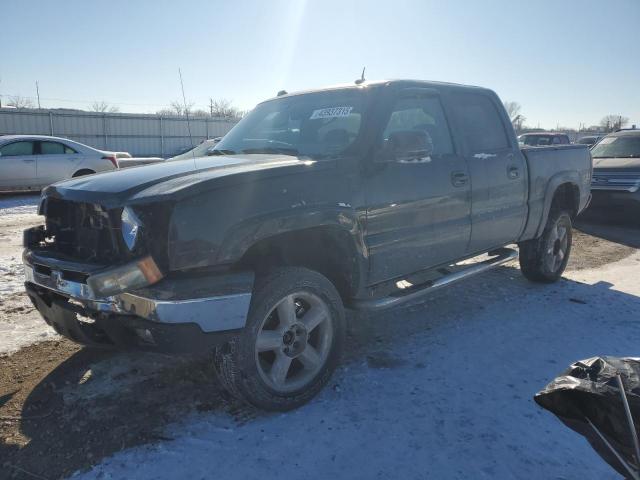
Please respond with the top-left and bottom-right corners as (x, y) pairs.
(535, 356), (640, 479)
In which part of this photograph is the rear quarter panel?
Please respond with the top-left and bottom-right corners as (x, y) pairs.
(77, 154), (116, 175)
(519, 145), (592, 240)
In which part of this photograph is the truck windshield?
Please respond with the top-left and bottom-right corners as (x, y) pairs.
(591, 136), (640, 158)
(212, 89), (365, 159)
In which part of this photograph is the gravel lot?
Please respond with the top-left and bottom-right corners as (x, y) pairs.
(0, 193), (638, 479)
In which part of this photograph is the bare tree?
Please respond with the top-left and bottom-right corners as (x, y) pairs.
(156, 100), (195, 116)
(503, 101), (526, 131)
(600, 114), (629, 132)
(7, 95), (35, 108)
(503, 101), (521, 121)
(209, 98), (242, 120)
(156, 99), (241, 118)
(91, 100), (119, 113)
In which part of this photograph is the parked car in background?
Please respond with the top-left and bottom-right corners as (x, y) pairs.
(589, 129), (640, 216)
(518, 132), (571, 146)
(168, 137), (222, 161)
(0, 135), (119, 192)
(576, 135), (603, 147)
(23, 79), (591, 411)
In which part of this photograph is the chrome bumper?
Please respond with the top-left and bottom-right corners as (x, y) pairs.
(24, 258), (253, 333)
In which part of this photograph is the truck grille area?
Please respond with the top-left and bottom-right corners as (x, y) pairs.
(40, 198), (123, 263)
(591, 171), (640, 192)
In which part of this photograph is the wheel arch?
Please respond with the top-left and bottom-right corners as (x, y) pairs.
(72, 168), (96, 177)
(235, 224), (367, 302)
(535, 177), (580, 238)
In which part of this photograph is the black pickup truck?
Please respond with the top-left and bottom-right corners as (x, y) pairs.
(23, 80), (592, 410)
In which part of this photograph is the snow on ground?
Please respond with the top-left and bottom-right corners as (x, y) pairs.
(0, 250), (27, 296)
(0, 303), (59, 356)
(78, 253), (640, 480)
(0, 193), (40, 216)
(0, 194), (40, 295)
(0, 194), (59, 354)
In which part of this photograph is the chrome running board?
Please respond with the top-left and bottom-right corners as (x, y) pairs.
(351, 247), (518, 310)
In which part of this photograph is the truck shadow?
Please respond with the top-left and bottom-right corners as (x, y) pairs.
(2, 261), (639, 479)
(0, 348), (251, 480)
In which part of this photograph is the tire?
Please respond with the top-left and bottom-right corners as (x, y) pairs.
(214, 267), (345, 411)
(72, 169), (95, 177)
(519, 209), (573, 283)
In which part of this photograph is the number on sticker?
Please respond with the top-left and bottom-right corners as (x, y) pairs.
(310, 107), (353, 120)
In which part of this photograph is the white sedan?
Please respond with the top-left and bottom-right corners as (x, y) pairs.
(0, 135), (119, 192)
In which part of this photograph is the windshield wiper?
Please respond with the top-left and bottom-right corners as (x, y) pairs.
(241, 147), (300, 156)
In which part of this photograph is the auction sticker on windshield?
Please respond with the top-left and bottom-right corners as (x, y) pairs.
(310, 107), (353, 120)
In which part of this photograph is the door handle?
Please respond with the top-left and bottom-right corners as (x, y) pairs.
(451, 171), (469, 187)
(22, 159), (36, 163)
(507, 166), (520, 179)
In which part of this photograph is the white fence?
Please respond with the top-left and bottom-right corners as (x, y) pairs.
(0, 108), (238, 157)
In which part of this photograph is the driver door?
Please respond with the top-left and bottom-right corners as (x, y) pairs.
(364, 89), (472, 284)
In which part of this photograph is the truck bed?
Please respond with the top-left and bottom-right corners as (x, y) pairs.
(520, 145), (592, 241)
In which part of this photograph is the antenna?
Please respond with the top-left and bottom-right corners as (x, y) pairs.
(178, 68), (196, 168)
(36, 81), (41, 109)
(355, 67), (366, 85)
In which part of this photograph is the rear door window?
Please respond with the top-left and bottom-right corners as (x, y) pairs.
(0, 141), (35, 156)
(449, 93), (510, 152)
(40, 141), (67, 154)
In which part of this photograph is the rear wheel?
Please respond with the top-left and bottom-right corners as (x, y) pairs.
(214, 267), (345, 411)
(519, 209), (573, 283)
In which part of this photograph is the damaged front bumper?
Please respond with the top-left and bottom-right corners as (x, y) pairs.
(23, 249), (253, 354)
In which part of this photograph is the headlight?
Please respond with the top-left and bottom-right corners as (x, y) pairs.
(87, 256), (163, 297)
(121, 207), (142, 251)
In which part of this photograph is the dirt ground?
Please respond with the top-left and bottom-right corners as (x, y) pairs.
(0, 215), (638, 480)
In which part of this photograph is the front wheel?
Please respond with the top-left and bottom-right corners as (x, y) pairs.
(519, 209), (573, 283)
(214, 267), (345, 411)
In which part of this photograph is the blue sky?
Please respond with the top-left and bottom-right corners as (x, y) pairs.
(2, 0), (639, 128)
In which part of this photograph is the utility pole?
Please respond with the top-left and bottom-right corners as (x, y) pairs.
(36, 80), (41, 109)
(209, 98), (214, 117)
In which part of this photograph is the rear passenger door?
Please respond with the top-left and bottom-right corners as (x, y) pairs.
(0, 141), (38, 191)
(36, 141), (79, 186)
(364, 89), (471, 283)
(448, 91), (527, 253)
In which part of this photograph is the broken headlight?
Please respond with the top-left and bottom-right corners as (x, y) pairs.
(121, 207), (142, 251)
(87, 256), (163, 297)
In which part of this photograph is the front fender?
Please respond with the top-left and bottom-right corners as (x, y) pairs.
(166, 164), (356, 271)
(216, 205), (362, 263)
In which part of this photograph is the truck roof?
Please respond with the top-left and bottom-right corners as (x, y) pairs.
(261, 79), (490, 104)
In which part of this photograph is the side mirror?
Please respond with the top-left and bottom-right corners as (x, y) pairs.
(376, 130), (433, 163)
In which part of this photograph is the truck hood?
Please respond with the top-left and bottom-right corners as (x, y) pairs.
(44, 154), (319, 208)
(593, 156), (640, 171)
